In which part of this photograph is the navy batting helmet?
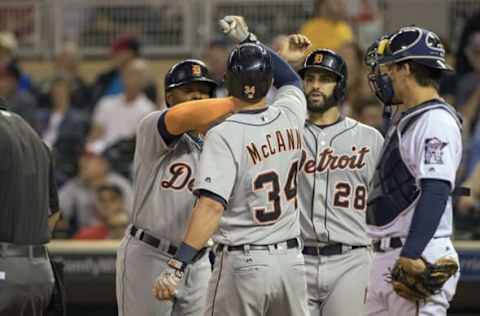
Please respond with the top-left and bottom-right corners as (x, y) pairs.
(225, 43), (273, 103)
(375, 26), (452, 71)
(298, 49), (348, 103)
(164, 59), (217, 105)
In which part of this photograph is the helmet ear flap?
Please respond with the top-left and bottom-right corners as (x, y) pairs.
(333, 77), (346, 103)
(333, 81), (343, 103)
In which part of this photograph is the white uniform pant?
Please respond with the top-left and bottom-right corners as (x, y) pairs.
(366, 237), (460, 316)
(305, 246), (372, 316)
(116, 234), (211, 316)
(204, 243), (309, 316)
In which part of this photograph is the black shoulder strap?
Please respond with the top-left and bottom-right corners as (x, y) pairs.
(452, 186), (470, 196)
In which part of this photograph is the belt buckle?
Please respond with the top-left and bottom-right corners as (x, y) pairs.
(158, 239), (169, 253)
(243, 244), (251, 255)
(133, 227), (143, 240)
(219, 244), (227, 253)
(380, 238), (390, 252)
(341, 244), (352, 253)
(275, 241), (286, 250)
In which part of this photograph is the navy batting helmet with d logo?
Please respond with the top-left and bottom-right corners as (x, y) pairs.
(298, 49), (348, 103)
(225, 43), (273, 103)
(164, 59), (217, 106)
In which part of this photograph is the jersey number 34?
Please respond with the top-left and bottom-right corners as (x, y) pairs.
(252, 161), (299, 225)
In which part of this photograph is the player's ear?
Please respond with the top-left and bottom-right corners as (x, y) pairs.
(396, 62), (410, 76)
(165, 91), (175, 107)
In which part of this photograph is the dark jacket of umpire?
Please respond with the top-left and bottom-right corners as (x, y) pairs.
(0, 104), (59, 244)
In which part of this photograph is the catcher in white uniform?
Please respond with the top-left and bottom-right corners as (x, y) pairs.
(364, 27), (465, 316)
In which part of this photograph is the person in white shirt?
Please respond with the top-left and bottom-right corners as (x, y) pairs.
(90, 59), (155, 146)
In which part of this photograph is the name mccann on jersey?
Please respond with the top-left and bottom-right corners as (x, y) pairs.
(303, 146), (370, 174)
(246, 128), (302, 165)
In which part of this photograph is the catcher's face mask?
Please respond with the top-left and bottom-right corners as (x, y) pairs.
(367, 26), (452, 107)
(366, 37), (398, 106)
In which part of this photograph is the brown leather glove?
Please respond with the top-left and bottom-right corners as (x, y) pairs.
(390, 256), (458, 302)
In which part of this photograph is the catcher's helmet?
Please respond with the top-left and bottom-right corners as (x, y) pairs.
(164, 59), (217, 105)
(225, 43), (273, 103)
(298, 49), (348, 103)
(375, 26), (452, 71)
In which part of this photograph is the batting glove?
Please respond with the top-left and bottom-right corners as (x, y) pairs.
(219, 16), (256, 43)
(152, 258), (186, 301)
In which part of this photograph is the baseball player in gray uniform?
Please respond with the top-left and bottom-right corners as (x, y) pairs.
(116, 59), (249, 316)
(153, 17), (311, 316)
(292, 49), (384, 316)
(365, 27), (463, 316)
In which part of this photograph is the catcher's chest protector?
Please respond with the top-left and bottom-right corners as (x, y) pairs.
(366, 125), (419, 227)
(367, 101), (460, 227)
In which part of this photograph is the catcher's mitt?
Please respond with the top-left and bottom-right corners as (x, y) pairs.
(389, 256), (458, 302)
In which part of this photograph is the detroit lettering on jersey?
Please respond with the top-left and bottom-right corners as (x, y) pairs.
(161, 162), (195, 192)
(302, 146), (370, 174)
(246, 128), (302, 165)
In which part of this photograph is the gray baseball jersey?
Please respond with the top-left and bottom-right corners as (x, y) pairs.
(299, 118), (384, 246)
(130, 110), (201, 245)
(196, 85), (310, 316)
(117, 110), (211, 316)
(194, 85), (307, 245)
(298, 117), (383, 316)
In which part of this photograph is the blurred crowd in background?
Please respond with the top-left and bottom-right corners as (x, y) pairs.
(1, 0), (480, 240)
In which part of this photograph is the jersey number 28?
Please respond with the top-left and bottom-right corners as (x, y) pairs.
(333, 182), (367, 211)
(252, 161), (299, 224)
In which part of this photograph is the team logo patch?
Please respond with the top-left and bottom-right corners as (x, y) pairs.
(424, 137), (448, 165)
(314, 53), (323, 64)
(243, 85), (256, 99)
(192, 65), (202, 76)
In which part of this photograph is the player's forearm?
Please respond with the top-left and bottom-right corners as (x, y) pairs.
(183, 198), (224, 250)
(165, 97), (237, 135)
(263, 45), (302, 89)
(88, 125), (104, 141)
(47, 211), (61, 233)
(401, 179), (450, 259)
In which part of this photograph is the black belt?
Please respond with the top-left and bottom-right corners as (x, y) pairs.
(0, 244), (48, 258)
(130, 226), (178, 255)
(130, 226), (207, 261)
(303, 244), (366, 256)
(217, 238), (299, 252)
(373, 237), (403, 252)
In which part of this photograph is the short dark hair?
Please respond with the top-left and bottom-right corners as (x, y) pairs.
(395, 61), (442, 90)
(97, 184), (124, 199)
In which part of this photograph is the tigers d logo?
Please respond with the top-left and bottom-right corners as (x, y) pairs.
(243, 85), (256, 99)
(314, 53), (323, 64)
(192, 65), (202, 76)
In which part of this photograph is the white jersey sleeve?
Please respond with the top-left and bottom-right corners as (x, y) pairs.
(371, 128), (385, 164)
(135, 110), (179, 165)
(194, 128), (237, 203)
(401, 109), (462, 188)
(92, 97), (110, 127)
(271, 85), (307, 127)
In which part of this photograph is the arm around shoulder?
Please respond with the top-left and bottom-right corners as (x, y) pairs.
(164, 97), (238, 135)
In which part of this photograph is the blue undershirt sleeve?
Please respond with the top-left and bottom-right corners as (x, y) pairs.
(400, 179), (451, 259)
(262, 45), (302, 89)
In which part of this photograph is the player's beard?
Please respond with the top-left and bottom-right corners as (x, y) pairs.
(306, 90), (336, 113)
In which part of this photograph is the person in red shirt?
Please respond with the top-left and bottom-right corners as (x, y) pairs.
(74, 184), (127, 239)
